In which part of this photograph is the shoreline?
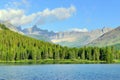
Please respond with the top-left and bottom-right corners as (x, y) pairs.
(0, 59), (119, 64)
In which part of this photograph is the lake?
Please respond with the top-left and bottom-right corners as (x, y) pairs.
(0, 64), (120, 80)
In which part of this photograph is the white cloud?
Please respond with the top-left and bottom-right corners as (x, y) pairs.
(70, 28), (88, 32)
(0, 9), (37, 26)
(36, 5), (76, 25)
(40, 5), (75, 20)
(0, 5), (76, 26)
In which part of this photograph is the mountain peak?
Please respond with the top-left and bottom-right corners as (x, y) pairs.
(31, 25), (42, 31)
(88, 26), (120, 47)
(32, 25), (38, 29)
(101, 27), (112, 33)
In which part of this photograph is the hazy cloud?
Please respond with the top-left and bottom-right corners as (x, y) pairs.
(0, 9), (37, 25)
(70, 28), (88, 32)
(0, 5), (76, 26)
(36, 5), (76, 25)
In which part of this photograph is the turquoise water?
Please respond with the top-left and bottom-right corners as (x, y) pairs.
(0, 64), (120, 80)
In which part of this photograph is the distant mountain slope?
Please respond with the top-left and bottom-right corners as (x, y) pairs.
(0, 21), (23, 34)
(21, 25), (56, 42)
(0, 22), (53, 42)
(88, 26), (120, 47)
(51, 27), (112, 47)
(0, 21), (113, 47)
(112, 43), (120, 50)
(27, 34), (51, 42)
(21, 26), (112, 47)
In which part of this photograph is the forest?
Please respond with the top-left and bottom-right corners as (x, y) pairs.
(0, 23), (120, 63)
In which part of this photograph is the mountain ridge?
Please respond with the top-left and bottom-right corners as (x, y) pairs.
(0, 21), (113, 47)
(88, 26), (120, 47)
(0, 23), (118, 63)
(20, 25), (112, 47)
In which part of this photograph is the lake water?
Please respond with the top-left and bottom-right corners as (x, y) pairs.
(0, 64), (120, 80)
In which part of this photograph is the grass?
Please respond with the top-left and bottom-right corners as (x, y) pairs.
(0, 59), (107, 64)
(113, 59), (120, 63)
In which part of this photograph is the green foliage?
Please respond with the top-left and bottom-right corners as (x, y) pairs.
(27, 34), (51, 42)
(0, 24), (9, 30)
(0, 24), (119, 63)
(105, 47), (113, 63)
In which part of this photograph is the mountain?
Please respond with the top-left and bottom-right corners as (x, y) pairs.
(0, 23), (59, 61)
(27, 34), (51, 42)
(1, 22), (112, 47)
(0, 23), (118, 63)
(0, 23), (54, 42)
(20, 26), (112, 47)
(0, 21), (24, 34)
(88, 26), (120, 47)
(50, 27), (113, 47)
(22, 25), (56, 36)
(21, 25), (56, 42)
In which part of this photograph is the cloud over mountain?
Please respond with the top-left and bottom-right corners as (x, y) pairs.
(69, 28), (88, 32)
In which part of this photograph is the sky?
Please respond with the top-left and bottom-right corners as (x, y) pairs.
(0, 0), (120, 32)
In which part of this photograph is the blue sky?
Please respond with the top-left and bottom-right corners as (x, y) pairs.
(0, 0), (120, 32)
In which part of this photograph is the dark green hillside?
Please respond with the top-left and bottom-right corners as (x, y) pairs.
(0, 24), (9, 30)
(112, 44), (120, 50)
(0, 24), (57, 61)
(0, 23), (120, 63)
(27, 34), (51, 42)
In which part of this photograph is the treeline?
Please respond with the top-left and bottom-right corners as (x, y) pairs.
(0, 24), (120, 63)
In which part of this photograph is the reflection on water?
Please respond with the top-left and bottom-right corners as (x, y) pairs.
(0, 64), (120, 80)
